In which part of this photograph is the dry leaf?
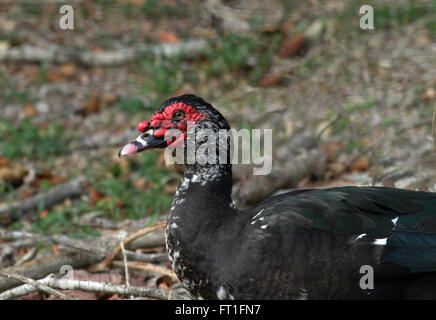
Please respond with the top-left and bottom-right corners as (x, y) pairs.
(0, 157), (10, 168)
(164, 183), (178, 194)
(422, 88), (436, 101)
(258, 75), (283, 88)
(52, 244), (60, 255)
(101, 93), (118, 106)
(0, 164), (27, 186)
(75, 92), (100, 116)
(157, 275), (176, 291)
(279, 33), (305, 57)
(45, 72), (67, 82)
(349, 157), (369, 172)
(58, 63), (78, 78)
(327, 162), (345, 177)
(158, 32), (180, 43)
(89, 187), (104, 205)
(23, 104), (38, 117)
(39, 210), (49, 219)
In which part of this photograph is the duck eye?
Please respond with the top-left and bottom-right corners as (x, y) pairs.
(142, 129), (153, 139)
(174, 110), (185, 120)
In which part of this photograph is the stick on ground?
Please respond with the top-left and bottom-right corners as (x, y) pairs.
(92, 222), (166, 271)
(0, 277), (186, 300)
(432, 103), (436, 149)
(0, 178), (89, 225)
(0, 271), (76, 300)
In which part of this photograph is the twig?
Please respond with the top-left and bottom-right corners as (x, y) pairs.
(0, 271), (75, 300)
(112, 261), (178, 281)
(315, 113), (342, 140)
(0, 250), (99, 292)
(0, 277), (185, 300)
(432, 103), (436, 149)
(0, 228), (106, 259)
(123, 250), (168, 263)
(0, 40), (207, 66)
(0, 274), (53, 300)
(92, 222), (166, 271)
(0, 220), (167, 292)
(120, 242), (130, 288)
(0, 178), (89, 225)
(14, 247), (37, 266)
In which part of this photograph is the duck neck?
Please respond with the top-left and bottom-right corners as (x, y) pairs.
(175, 162), (233, 214)
(167, 162), (234, 238)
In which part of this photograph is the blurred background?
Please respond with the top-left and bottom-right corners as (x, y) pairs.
(0, 0), (435, 291)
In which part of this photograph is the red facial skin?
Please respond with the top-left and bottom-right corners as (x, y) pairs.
(137, 102), (205, 146)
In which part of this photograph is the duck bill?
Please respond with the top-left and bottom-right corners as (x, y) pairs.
(118, 133), (166, 157)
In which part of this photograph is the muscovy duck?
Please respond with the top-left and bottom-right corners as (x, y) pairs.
(119, 94), (436, 299)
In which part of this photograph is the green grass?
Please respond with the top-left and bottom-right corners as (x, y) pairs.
(15, 150), (174, 236)
(140, 0), (183, 18)
(132, 32), (277, 100)
(29, 208), (100, 238)
(117, 97), (147, 114)
(337, 0), (436, 35)
(89, 151), (174, 221)
(207, 34), (261, 76)
(374, 1), (435, 29)
(0, 117), (71, 160)
(0, 70), (35, 104)
(380, 117), (396, 127)
(138, 55), (192, 107)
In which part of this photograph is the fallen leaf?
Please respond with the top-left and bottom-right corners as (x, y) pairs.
(52, 244), (60, 255)
(422, 88), (436, 101)
(258, 75), (283, 88)
(327, 162), (345, 177)
(89, 187), (104, 205)
(349, 157), (369, 172)
(158, 32), (180, 43)
(75, 92), (100, 116)
(45, 71), (67, 82)
(39, 210), (49, 219)
(258, 23), (281, 33)
(278, 33), (305, 57)
(157, 275), (176, 291)
(58, 63), (78, 78)
(101, 93), (118, 106)
(0, 157), (10, 168)
(0, 164), (27, 186)
(23, 104), (38, 117)
(164, 183), (178, 194)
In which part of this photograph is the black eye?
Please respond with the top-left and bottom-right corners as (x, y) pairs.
(142, 129), (153, 139)
(174, 110), (185, 120)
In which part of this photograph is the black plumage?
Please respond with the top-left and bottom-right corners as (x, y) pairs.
(120, 94), (436, 299)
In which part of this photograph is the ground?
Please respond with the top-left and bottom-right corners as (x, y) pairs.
(0, 0), (435, 299)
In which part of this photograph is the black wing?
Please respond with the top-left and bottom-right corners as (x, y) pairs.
(255, 186), (436, 274)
